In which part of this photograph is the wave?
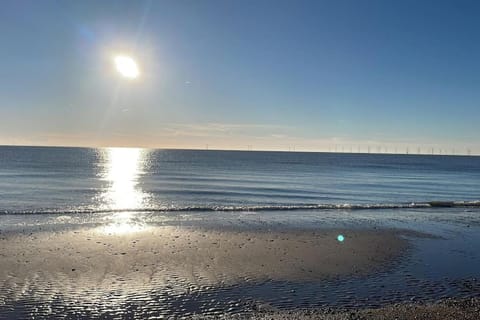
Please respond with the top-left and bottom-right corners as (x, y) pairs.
(1, 201), (479, 215)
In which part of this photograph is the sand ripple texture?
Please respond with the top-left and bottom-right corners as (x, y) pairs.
(0, 226), (479, 318)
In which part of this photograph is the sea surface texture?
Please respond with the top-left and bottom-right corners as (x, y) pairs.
(0, 146), (479, 214)
(0, 146), (479, 318)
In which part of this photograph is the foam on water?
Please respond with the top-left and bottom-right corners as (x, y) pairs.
(1, 200), (479, 215)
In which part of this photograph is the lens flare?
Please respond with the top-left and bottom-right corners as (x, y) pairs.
(337, 234), (345, 242)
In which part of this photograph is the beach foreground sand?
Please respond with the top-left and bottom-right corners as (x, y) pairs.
(2, 223), (477, 318)
(0, 225), (410, 285)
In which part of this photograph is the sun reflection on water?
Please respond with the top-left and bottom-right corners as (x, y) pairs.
(99, 148), (150, 234)
(102, 147), (147, 210)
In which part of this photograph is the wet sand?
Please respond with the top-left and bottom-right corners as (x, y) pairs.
(0, 226), (410, 285)
(2, 223), (478, 319)
(0, 225), (414, 317)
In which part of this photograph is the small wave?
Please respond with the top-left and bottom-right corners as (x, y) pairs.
(1, 201), (479, 215)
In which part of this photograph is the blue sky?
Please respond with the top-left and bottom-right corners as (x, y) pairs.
(1, 0), (479, 153)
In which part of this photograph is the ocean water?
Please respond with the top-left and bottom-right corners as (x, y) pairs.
(1, 146), (480, 318)
(0, 146), (479, 214)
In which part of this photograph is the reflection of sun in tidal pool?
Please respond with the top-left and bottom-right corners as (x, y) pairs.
(337, 234), (345, 242)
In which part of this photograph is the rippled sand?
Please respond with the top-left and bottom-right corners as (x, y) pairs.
(0, 225), (412, 317)
(0, 226), (409, 283)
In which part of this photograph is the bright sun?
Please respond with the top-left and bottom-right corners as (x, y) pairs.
(114, 55), (139, 79)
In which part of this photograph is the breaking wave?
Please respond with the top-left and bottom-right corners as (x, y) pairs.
(1, 201), (479, 215)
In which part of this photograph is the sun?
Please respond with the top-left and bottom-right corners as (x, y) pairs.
(114, 55), (140, 79)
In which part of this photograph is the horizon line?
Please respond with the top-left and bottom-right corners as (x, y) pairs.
(0, 143), (477, 157)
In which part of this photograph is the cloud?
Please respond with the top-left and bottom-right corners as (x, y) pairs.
(157, 123), (291, 138)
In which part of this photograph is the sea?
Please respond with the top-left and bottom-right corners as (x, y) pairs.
(0, 146), (479, 318)
(0, 146), (479, 214)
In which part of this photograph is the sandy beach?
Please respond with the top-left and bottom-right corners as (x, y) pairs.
(0, 223), (418, 317)
(2, 198), (480, 320)
(0, 225), (410, 285)
(0, 219), (479, 318)
(2, 220), (479, 319)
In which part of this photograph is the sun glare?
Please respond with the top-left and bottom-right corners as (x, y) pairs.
(114, 55), (140, 79)
(97, 148), (150, 235)
(101, 148), (148, 210)
(102, 212), (150, 235)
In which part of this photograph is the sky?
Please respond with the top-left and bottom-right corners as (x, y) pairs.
(0, 0), (479, 154)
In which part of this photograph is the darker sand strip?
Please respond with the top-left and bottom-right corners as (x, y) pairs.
(216, 298), (480, 320)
